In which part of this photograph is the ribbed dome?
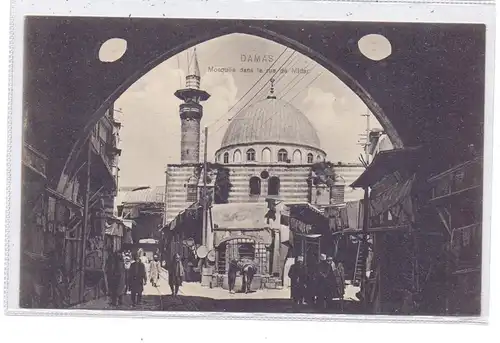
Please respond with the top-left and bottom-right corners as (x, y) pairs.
(221, 97), (321, 149)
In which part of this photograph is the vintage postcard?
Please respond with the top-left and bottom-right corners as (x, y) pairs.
(5, 0), (495, 321)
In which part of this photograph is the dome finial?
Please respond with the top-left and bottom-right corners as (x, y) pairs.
(267, 78), (276, 99)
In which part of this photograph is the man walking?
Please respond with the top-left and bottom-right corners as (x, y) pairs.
(123, 251), (132, 293)
(105, 249), (126, 306)
(227, 259), (239, 294)
(128, 253), (147, 306)
(149, 254), (161, 287)
(316, 254), (334, 310)
(168, 253), (184, 296)
(288, 256), (307, 305)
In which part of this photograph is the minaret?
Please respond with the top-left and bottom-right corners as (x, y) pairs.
(174, 48), (210, 164)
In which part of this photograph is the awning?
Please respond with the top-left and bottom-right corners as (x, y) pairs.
(210, 203), (270, 230)
(281, 202), (328, 235)
(369, 174), (415, 219)
(161, 202), (202, 232)
(351, 147), (421, 188)
(333, 224), (410, 235)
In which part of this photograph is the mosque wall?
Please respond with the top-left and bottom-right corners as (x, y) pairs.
(215, 143), (326, 165)
(164, 163), (366, 224)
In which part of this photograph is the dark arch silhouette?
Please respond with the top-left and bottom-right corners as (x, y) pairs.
(23, 18), (484, 192)
(54, 28), (403, 192)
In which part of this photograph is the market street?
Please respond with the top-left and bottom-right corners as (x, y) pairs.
(74, 269), (362, 314)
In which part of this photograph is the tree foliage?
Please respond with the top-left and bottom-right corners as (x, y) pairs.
(309, 161), (337, 187)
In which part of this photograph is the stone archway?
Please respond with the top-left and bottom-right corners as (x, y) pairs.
(23, 17), (485, 191)
(55, 29), (402, 193)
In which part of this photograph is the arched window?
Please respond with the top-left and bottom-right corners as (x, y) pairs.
(249, 176), (261, 195)
(293, 150), (302, 164)
(246, 148), (256, 161)
(223, 152), (229, 164)
(316, 154), (321, 161)
(277, 149), (288, 162)
(233, 149), (242, 163)
(268, 176), (280, 196)
(307, 153), (314, 163)
(261, 148), (271, 163)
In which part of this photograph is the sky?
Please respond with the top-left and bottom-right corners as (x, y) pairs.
(108, 33), (387, 188)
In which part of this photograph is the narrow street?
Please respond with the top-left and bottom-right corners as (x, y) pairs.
(74, 270), (362, 314)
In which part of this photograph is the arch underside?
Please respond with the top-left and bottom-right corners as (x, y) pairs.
(23, 17), (485, 191)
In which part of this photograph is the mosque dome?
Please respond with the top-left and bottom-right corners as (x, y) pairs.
(220, 97), (321, 150)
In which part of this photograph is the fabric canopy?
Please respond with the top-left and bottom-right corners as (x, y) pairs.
(369, 174), (415, 218)
(162, 201), (202, 232)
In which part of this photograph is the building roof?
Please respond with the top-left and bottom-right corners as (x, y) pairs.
(121, 186), (165, 204)
(220, 97), (321, 150)
(350, 147), (421, 188)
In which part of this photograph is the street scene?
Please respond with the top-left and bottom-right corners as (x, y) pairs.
(18, 17), (485, 317)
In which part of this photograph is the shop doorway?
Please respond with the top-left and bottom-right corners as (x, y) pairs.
(217, 238), (268, 275)
(294, 234), (321, 273)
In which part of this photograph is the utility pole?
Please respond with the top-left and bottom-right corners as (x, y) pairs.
(359, 107), (371, 309)
(79, 137), (92, 303)
(201, 127), (208, 248)
(359, 108), (371, 165)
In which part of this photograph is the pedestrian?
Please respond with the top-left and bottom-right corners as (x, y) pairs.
(140, 251), (149, 276)
(105, 249), (126, 306)
(335, 260), (346, 305)
(128, 253), (147, 306)
(240, 259), (257, 294)
(307, 258), (318, 306)
(149, 254), (161, 287)
(168, 253), (184, 296)
(316, 254), (334, 310)
(288, 256), (307, 305)
(123, 251), (132, 293)
(227, 259), (239, 294)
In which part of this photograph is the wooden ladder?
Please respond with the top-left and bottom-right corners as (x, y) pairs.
(352, 240), (365, 286)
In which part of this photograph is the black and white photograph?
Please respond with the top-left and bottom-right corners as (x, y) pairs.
(10, 8), (492, 319)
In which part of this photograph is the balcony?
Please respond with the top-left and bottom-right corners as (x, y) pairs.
(428, 157), (482, 203)
(90, 134), (113, 170)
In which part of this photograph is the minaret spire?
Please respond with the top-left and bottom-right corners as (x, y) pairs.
(185, 47), (201, 89)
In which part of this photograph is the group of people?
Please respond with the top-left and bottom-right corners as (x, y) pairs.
(105, 248), (186, 307)
(288, 253), (346, 310)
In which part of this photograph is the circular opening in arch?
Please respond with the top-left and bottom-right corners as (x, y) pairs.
(99, 38), (128, 63)
(358, 34), (392, 61)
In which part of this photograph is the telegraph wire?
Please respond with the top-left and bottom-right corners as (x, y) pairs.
(273, 52), (299, 85)
(213, 50), (297, 134)
(249, 70), (324, 136)
(286, 71), (324, 103)
(278, 58), (313, 96)
(206, 47), (290, 130)
(280, 64), (316, 101)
